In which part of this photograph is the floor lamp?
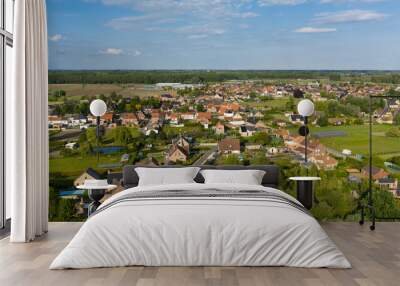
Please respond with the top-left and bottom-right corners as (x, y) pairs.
(297, 99), (315, 165)
(89, 99), (107, 164)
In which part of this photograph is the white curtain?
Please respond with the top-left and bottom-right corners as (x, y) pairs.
(8, 0), (49, 242)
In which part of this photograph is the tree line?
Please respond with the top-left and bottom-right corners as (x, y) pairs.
(48, 70), (400, 84)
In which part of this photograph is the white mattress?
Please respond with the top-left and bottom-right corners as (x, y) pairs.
(50, 183), (351, 269)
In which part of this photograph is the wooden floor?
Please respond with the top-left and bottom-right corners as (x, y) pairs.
(0, 222), (399, 286)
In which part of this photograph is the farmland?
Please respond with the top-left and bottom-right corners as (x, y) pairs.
(312, 125), (399, 157)
(48, 83), (171, 103)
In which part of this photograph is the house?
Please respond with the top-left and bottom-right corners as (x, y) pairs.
(181, 112), (196, 120)
(328, 118), (346, 126)
(120, 153), (130, 162)
(160, 93), (175, 102)
(267, 147), (279, 155)
(196, 112), (212, 122)
(218, 138), (240, 154)
(275, 129), (290, 140)
(136, 156), (160, 166)
(169, 113), (180, 125)
(342, 149), (352, 156)
(101, 112), (114, 124)
(74, 168), (102, 187)
(48, 115), (68, 129)
(198, 118), (209, 129)
(310, 154), (338, 170)
(288, 114), (304, 124)
(255, 120), (268, 131)
(120, 113), (138, 126)
(167, 144), (189, 163)
(239, 125), (256, 137)
(136, 111), (146, 121)
(245, 144), (262, 151)
(65, 142), (79, 150)
(151, 109), (164, 124)
(361, 166), (389, 181)
(215, 122), (225, 135)
(377, 178), (398, 190)
(69, 115), (87, 127)
(173, 136), (190, 154)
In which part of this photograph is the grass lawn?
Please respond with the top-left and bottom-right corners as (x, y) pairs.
(50, 155), (122, 176)
(312, 124), (399, 156)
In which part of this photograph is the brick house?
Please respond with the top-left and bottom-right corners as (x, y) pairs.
(215, 122), (225, 135)
(218, 138), (240, 154)
(167, 144), (189, 163)
(74, 168), (102, 187)
(120, 113), (138, 126)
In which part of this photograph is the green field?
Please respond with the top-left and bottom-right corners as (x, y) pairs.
(50, 155), (121, 176)
(49, 83), (171, 101)
(312, 125), (400, 156)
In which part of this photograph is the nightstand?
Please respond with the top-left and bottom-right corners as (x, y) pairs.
(77, 180), (117, 216)
(289, 177), (321, 210)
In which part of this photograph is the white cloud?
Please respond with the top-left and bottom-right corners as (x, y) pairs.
(103, 0), (261, 32)
(294, 26), (337, 33)
(258, 0), (307, 6)
(132, 50), (142, 56)
(99, 48), (124, 55)
(49, 34), (64, 42)
(106, 14), (176, 30)
(98, 48), (142, 56)
(188, 34), (209, 39)
(175, 25), (226, 36)
(313, 10), (387, 24)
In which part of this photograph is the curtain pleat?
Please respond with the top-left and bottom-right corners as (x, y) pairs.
(9, 0), (49, 242)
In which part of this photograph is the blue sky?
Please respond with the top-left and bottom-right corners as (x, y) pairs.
(47, 0), (400, 70)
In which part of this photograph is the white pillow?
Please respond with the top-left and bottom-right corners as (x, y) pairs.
(135, 167), (201, 186)
(200, 169), (266, 185)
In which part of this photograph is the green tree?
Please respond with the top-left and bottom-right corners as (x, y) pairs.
(386, 127), (400, 137)
(250, 152), (269, 165)
(196, 104), (206, 112)
(317, 114), (329, 127)
(285, 96), (295, 112)
(113, 126), (133, 146)
(217, 154), (242, 165)
(80, 143), (93, 157)
(78, 101), (90, 116)
(57, 199), (76, 221)
(48, 187), (59, 221)
(86, 128), (97, 144)
(394, 113), (400, 126)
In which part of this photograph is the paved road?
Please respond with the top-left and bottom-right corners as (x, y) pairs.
(193, 147), (217, 166)
(50, 129), (83, 141)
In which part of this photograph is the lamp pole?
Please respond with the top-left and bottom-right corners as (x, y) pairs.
(304, 116), (308, 163)
(90, 99), (107, 166)
(297, 99), (314, 166)
(96, 116), (100, 164)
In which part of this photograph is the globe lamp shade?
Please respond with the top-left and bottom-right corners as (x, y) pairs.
(90, 99), (107, 117)
(297, 99), (315, 117)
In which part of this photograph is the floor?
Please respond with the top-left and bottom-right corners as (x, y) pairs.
(0, 222), (399, 286)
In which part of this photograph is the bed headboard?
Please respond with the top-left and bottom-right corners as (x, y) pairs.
(122, 165), (280, 189)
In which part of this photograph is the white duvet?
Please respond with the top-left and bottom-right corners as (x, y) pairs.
(50, 183), (351, 269)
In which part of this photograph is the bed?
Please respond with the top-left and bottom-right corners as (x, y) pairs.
(50, 165), (351, 269)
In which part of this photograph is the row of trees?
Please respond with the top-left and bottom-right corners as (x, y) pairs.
(48, 70), (400, 84)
